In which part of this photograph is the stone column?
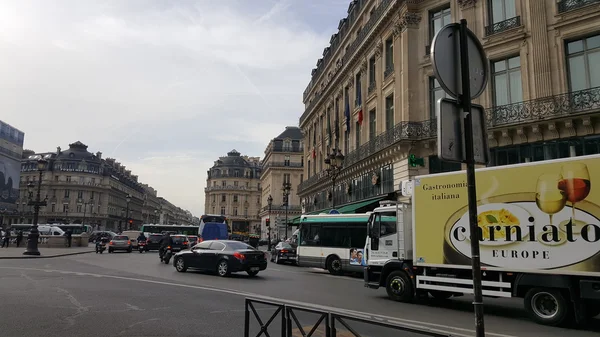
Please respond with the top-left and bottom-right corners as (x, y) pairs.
(526, 0), (553, 97)
(457, 0), (479, 30)
(396, 11), (422, 122)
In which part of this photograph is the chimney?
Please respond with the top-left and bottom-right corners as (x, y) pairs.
(57, 146), (61, 155)
(96, 151), (102, 159)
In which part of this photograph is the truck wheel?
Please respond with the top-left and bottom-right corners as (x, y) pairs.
(524, 288), (571, 326)
(385, 271), (414, 302)
(429, 290), (453, 300)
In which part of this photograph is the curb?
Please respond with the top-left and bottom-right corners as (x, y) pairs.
(0, 250), (96, 260)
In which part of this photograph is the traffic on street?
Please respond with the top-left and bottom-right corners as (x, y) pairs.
(0, 248), (598, 337)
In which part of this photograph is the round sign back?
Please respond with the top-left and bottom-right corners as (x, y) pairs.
(431, 23), (488, 100)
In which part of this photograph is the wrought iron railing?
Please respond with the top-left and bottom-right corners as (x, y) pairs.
(485, 16), (521, 36)
(261, 205), (302, 212)
(261, 162), (303, 170)
(368, 81), (376, 95)
(485, 86), (600, 128)
(557, 0), (600, 13)
(298, 119), (437, 193)
(204, 185), (259, 192)
(244, 297), (452, 337)
(300, 0), (395, 126)
(384, 64), (394, 78)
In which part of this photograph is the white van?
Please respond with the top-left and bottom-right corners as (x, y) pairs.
(37, 225), (65, 236)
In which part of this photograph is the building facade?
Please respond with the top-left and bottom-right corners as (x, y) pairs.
(204, 150), (262, 237)
(18, 141), (192, 230)
(259, 127), (304, 240)
(0, 120), (25, 226)
(298, 0), (600, 212)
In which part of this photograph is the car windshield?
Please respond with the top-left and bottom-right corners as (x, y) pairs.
(114, 236), (128, 240)
(172, 236), (186, 243)
(226, 241), (254, 251)
(150, 235), (162, 239)
(279, 243), (294, 249)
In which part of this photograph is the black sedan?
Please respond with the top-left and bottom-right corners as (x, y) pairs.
(270, 242), (297, 265)
(172, 240), (267, 277)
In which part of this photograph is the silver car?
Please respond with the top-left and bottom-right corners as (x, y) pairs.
(108, 235), (133, 253)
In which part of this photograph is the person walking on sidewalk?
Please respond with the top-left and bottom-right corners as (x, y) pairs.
(15, 230), (23, 248)
(65, 229), (73, 248)
(1, 228), (9, 248)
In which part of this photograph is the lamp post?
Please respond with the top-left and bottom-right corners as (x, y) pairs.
(282, 182), (291, 240)
(154, 209), (158, 224)
(324, 148), (345, 209)
(23, 158), (48, 256)
(125, 194), (131, 230)
(267, 194), (273, 251)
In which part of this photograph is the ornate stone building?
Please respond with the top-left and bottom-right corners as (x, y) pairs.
(259, 127), (304, 240)
(204, 150), (262, 237)
(298, 0), (600, 212)
(18, 141), (193, 230)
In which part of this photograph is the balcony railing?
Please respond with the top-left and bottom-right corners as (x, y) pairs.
(384, 64), (394, 78)
(557, 0), (600, 13)
(485, 16), (521, 36)
(261, 205), (302, 212)
(368, 81), (376, 95)
(485, 86), (600, 128)
(261, 162), (303, 170)
(298, 119), (437, 193)
(204, 186), (259, 192)
(300, 0), (395, 126)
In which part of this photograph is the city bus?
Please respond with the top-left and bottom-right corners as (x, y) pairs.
(297, 213), (370, 275)
(198, 214), (229, 241)
(139, 224), (199, 236)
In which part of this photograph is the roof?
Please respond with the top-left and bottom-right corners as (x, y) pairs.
(55, 141), (101, 162)
(275, 126), (303, 140)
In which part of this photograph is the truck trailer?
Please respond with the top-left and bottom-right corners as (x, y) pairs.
(363, 154), (600, 327)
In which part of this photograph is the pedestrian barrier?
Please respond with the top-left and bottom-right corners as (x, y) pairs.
(244, 297), (453, 337)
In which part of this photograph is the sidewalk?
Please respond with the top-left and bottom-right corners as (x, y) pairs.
(0, 244), (95, 259)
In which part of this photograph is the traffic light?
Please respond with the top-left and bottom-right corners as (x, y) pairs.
(408, 154), (425, 167)
(265, 218), (270, 227)
(128, 219), (133, 225)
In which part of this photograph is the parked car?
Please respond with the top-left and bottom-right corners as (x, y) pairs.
(172, 240), (267, 277)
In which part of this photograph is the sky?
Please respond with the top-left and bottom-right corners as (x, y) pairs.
(0, 0), (351, 216)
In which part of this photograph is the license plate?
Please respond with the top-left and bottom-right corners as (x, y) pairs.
(250, 267), (259, 272)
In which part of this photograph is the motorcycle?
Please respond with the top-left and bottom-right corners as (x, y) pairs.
(160, 246), (173, 264)
(95, 240), (106, 254)
(138, 241), (147, 253)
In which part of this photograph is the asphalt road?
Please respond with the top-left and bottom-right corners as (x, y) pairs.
(0, 251), (598, 337)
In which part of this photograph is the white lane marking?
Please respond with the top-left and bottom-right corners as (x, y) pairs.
(0, 266), (517, 337)
(269, 267), (363, 282)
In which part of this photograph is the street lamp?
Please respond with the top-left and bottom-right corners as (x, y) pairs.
(125, 194), (131, 230)
(154, 209), (158, 224)
(282, 182), (291, 240)
(324, 148), (345, 209)
(267, 194), (273, 250)
(23, 158), (48, 256)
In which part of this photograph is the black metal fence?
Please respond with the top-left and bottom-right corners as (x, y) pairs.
(244, 298), (454, 337)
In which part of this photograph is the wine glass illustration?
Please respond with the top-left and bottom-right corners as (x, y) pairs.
(558, 163), (591, 234)
(536, 173), (567, 227)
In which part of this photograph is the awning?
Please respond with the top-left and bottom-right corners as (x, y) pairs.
(334, 197), (386, 214)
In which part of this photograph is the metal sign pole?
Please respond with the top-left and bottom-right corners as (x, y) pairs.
(458, 19), (485, 337)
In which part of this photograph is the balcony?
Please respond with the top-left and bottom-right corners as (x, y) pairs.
(384, 64), (394, 78)
(261, 162), (303, 170)
(486, 86), (600, 128)
(557, 0), (600, 13)
(204, 185), (259, 192)
(261, 205), (302, 212)
(298, 118), (437, 193)
(485, 16), (521, 37)
(368, 81), (376, 95)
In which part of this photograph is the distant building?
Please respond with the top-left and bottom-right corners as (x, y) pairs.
(0, 120), (25, 226)
(17, 141), (193, 230)
(204, 150), (262, 237)
(259, 126), (304, 240)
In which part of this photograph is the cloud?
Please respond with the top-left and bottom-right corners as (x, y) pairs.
(0, 0), (349, 215)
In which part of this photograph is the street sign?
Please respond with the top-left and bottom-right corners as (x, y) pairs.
(431, 23), (488, 100)
(437, 98), (489, 165)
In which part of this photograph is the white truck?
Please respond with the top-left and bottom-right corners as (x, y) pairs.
(363, 154), (600, 327)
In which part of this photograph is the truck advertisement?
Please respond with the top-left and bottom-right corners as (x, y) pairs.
(413, 155), (600, 275)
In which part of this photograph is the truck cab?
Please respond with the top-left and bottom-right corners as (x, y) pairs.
(364, 200), (414, 295)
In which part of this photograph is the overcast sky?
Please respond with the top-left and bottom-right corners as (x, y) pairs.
(0, 0), (350, 216)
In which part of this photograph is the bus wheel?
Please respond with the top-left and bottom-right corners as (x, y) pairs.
(386, 271), (414, 303)
(326, 256), (342, 275)
(524, 288), (571, 326)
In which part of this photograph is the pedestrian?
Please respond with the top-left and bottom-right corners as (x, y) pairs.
(16, 230), (23, 248)
(1, 228), (9, 248)
(66, 229), (72, 248)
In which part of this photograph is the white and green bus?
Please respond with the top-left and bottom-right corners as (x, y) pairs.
(298, 213), (370, 275)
